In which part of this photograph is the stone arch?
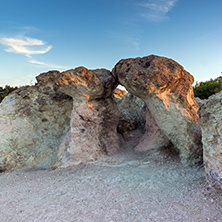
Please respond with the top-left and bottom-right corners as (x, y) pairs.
(0, 55), (203, 171)
(112, 55), (203, 165)
(55, 55), (202, 166)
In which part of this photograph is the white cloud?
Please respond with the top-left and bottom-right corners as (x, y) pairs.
(0, 36), (66, 70)
(0, 37), (52, 57)
(139, 0), (178, 22)
(29, 59), (67, 70)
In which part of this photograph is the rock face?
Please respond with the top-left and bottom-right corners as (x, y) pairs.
(195, 97), (206, 109)
(0, 72), (73, 171)
(113, 55), (202, 165)
(54, 67), (120, 166)
(198, 91), (222, 190)
(134, 107), (171, 152)
(117, 92), (171, 151)
(113, 88), (127, 100)
(117, 93), (146, 141)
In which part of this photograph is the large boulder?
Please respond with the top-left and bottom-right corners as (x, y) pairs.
(198, 91), (222, 190)
(54, 67), (120, 166)
(113, 55), (203, 165)
(0, 71), (72, 171)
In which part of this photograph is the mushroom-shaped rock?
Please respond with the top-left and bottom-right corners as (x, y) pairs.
(113, 55), (203, 165)
(0, 74), (72, 171)
(54, 67), (120, 166)
(198, 91), (222, 190)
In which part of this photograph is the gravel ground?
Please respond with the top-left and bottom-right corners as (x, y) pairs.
(1, 147), (222, 222)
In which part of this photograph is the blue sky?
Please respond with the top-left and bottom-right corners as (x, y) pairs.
(0, 0), (222, 86)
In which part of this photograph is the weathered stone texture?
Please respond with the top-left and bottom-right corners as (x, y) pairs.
(55, 67), (120, 166)
(0, 77), (72, 171)
(113, 55), (202, 165)
(0, 55), (204, 172)
(198, 91), (222, 190)
(135, 107), (171, 152)
(117, 93), (145, 140)
(116, 92), (171, 152)
(113, 88), (127, 100)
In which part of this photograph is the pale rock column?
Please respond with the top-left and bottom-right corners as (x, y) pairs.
(54, 67), (120, 166)
(198, 91), (222, 190)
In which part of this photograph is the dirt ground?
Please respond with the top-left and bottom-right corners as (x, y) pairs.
(1, 146), (222, 222)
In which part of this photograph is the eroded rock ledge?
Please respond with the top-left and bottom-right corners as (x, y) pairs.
(0, 55), (203, 173)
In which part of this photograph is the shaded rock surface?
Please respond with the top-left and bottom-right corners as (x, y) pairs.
(198, 91), (222, 190)
(116, 93), (171, 152)
(113, 55), (203, 165)
(135, 107), (171, 152)
(117, 93), (146, 141)
(0, 75), (72, 171)
(54, 67), (120, 166)
(195, 97), (206, 109)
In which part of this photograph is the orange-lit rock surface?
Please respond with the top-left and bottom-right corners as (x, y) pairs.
(113, 55), (202, 165)
(54, 67), (120, 166)
(113, 88), (127, 100)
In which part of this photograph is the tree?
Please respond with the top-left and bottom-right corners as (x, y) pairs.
(193, 76), (222, 99)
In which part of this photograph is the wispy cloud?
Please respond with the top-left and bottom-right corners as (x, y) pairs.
(132, 41), (140, 50)
(0, 36), (66, 70)
(0, 37), (52, 57)
(138, 0), (178, 22)
(29, 59), (67, 69)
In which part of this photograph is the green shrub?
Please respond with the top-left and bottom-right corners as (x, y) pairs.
(0, 85), (18, 103)
(193, 76), (222, 99)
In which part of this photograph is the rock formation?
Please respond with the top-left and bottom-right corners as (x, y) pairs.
(0, 71), (72, 171)
(113, 55), (203, 165)
(54, 67), (120, 166)
(0, 55), (204, 172)
(198, 91), (222, 190)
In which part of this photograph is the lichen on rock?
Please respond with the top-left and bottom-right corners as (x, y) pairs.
(0, 73), (73, 171)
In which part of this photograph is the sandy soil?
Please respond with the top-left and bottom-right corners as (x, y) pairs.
(1, 146), (222, 222)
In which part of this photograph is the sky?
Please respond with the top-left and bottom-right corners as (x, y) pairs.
(0, 0), (222, 87)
